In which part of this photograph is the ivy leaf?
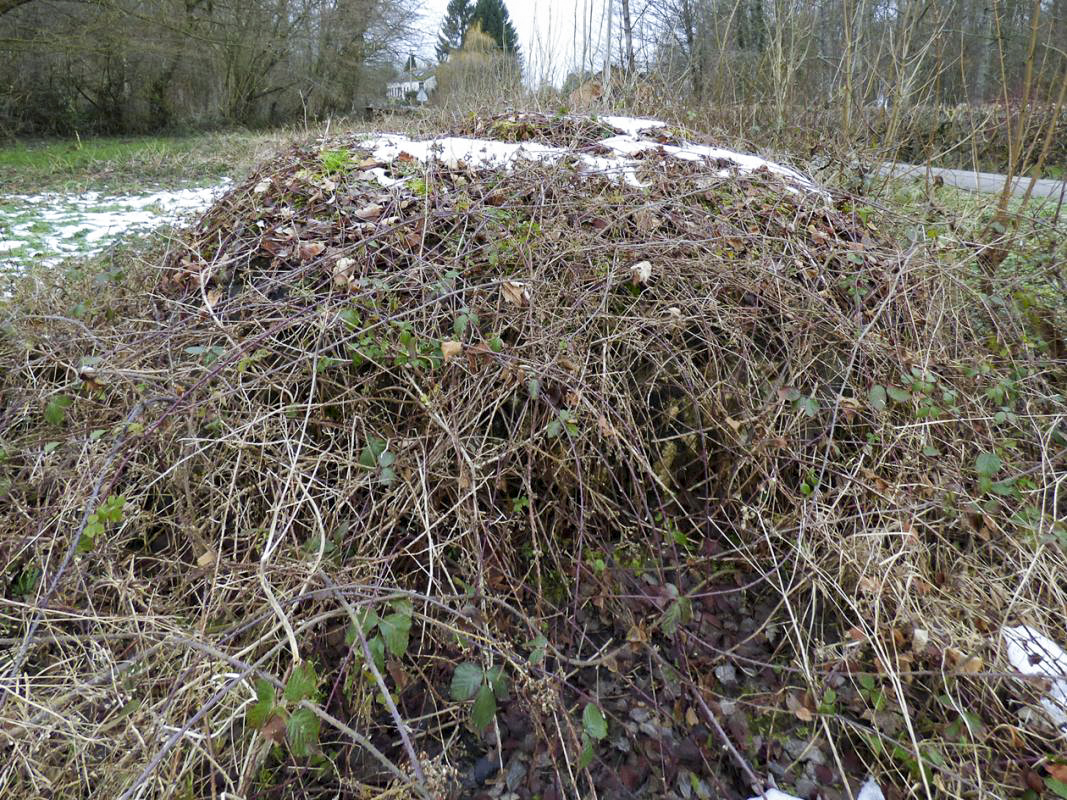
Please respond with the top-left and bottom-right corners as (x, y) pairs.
(582, 702), (608, 740)
(379, 612), (412, 658)
(450, 662), (483, 701)
(975, 451), (1002, 478)
(284, 661), (318, 703)
(470, 684), (497, 730)
(869, 385), (887, 412)
(44, 395), (74, 426)
(286, 707), (320, 758)
(248, 679), (275, 730)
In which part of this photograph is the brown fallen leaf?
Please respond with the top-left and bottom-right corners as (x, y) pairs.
(332, 257), (355, 287)
(501, 280), (530, 306)
(355, 203), (383, 221)
(960, 655), (983, 674)
(298, 241), (325, 261)
(441, 340), (463, 362)
(262, 714), (286, 744)
(205, 289), (222, 310)
(786, 691), (814, 722)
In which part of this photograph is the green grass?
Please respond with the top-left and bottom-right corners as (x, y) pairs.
(0, 129), (299, 193)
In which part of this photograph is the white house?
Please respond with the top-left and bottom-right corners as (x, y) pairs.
(386, 56), (437, 105)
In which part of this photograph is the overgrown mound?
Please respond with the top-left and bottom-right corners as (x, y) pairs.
(1, 115), (1064, 800)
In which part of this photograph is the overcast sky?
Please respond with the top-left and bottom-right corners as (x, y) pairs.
(414, 0), (615, 86)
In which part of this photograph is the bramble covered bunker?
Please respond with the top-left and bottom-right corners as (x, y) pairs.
(1, 113), (1064, 799)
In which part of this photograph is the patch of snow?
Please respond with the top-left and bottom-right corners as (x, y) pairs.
(746, 790), (802, 800)
(601, 115), (668, 136)
(359, 117), (822, 195)
(1002, 624), (1067, 734)
(1, 181), (228, 273)
(857, 777), (885, 800)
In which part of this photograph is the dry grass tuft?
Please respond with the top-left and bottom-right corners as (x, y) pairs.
(0, 111), (1064, 800)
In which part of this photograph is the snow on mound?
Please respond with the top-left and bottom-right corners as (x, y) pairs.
(359, 115), (822, 195)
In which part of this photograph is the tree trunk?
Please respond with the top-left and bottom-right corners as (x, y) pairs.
(620, 0), (635, 73)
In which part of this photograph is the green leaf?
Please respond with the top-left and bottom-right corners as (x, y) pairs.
(44, 395), (74, 426)
(486, 665), (508, 699)
(345, 609), (380, 644)
(451, 662), (484, 701)
(367, 635), (386, 672)
(577, 735), (596, 770)
(1046, 778), (1067, 800)
(339, 309), (361, 330)
(286, 707), (320, 758)
(359, 435), (387, 468)
(470, 684), (496, 730)
(869, 385), (887, 412)
(284, 661), (318, 703)
(975, 451), (1002, 477)
(660, 596), (692, 636)
(796, 395), (820, 417)
(248, 679), (276, 729)
(528, 634), (548, 666)
(582, 702), (608, 740)
(887, 386), (911, 403)
(379, 612), (412, 658)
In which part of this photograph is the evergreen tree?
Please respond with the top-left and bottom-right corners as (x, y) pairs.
(436, 0), (474, 62)
(469, 0), (520, 58)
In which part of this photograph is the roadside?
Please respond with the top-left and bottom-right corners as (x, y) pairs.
(878, 162), (1067, 200)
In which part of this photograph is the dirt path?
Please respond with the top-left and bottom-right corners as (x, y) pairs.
(879, 163), (1067, 199)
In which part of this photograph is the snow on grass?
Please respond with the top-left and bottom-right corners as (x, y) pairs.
(1002, 624), (1067, 735)
(0, 182), (228, 273)
(359, 115), (822, 195)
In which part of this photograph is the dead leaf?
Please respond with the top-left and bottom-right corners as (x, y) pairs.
(685, 707), (699, 727)
(786, 691), (814, 722)
(441, 340), (463, 362)
(253, 178), (271, 194)
(386, 660), (410, 692)
(355, 203), (383, 221)
(1047, 764), (1067, 782)
(332, 257), (356, 287)
(633, 208), (660, 232)
(205, 289), (222, 310)
(262, 714), (286, 744)
(597, 415), (616, 438)
(501, 280), (530, 306)
(856, 575), (878, 593)
(912, 628), (929, 651)
(298, 241), (325, 261)
(961, 656), (983, 674)
(196, 550), (216, 568)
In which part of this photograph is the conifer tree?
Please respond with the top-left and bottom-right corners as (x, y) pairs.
(436, 0), (474, 62)
(469, 0), (520, 58)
